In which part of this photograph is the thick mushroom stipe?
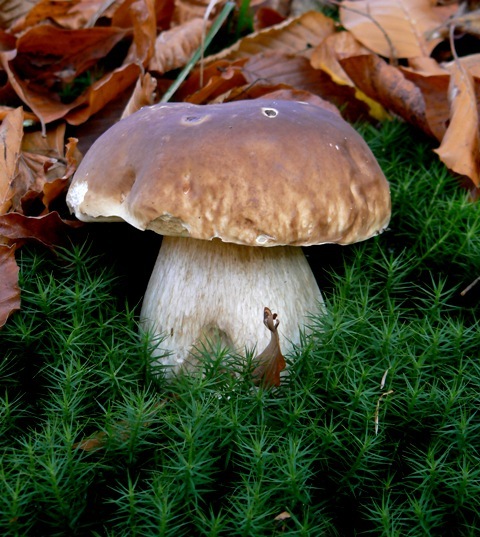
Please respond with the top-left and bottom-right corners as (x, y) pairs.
(141, 237), (322, 371)
(66, 99), (391, 374)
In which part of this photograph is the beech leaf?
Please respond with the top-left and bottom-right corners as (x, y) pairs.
(434, 61), (480, 187)
(206, 10), (335, 63)
(148, 18), (208, 74)
(0, 211), (82, 247)
(340, 53), (434, 137)
(252, 307), (286, 388)
(121, 72), (157, 119)
(340, 0), (448, 59)
(0, 243), (20, 328)
(0, 106), (23, 214)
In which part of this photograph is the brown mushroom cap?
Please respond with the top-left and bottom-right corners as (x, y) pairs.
(67, 99), (391, 246)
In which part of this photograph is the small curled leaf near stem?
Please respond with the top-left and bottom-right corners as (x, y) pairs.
(252, 307), (286, 388)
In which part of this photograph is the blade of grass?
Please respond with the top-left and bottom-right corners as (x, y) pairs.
(160, 1), (235, 103)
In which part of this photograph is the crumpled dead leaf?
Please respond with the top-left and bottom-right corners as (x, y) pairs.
(252, 307), (286, 388)
(310, 31), (390, 121)
(434, 59), (480, 186)
(340, 0), (451, 59)
(0, 106), (23, 214)
(0, 243), (20, 327)
(148, 17), (209, 73)
(0, 0), (37, 30)
(0, 211), (82, 247)
(121, 72), (157, 119)
(340, 53), (434, 137)
(207, 10), (335, 63)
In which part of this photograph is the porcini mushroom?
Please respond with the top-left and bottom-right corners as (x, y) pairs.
(67, 99), (390, 373)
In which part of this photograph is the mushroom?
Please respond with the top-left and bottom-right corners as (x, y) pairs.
(66, 99), (391, 373)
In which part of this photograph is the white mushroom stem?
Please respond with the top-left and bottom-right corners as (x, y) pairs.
(140, 236), (324, 373)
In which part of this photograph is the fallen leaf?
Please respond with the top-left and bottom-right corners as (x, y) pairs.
(310, 31), (390, 121)
(0, 106), (23, 214)
(340, 53), (434, 137)
(0, 243), (20, 328)
(252, 307), (285, 388)
(42, 137), (81, 210)
(6, 125), (80, 214)
(0, 25), (130, 130)
(10, 0), (107, 32)
(206, 10), (335, 63)
(254, 6), (287, 31)
(172, 0), (223, 25)
(0, 211), (82, 247)
(11, 24), (128, 86)
(0, 0), (37, 30)
(0, 105), (37, 123)
(340, 0), (449, 59)
(400, 64), (450, 141)
(434, 60), (480, 187)
(148, 17), (208, 74)
(73, 431), (108, 451)
(120, 0), (157, 66)
(178, 58), (248, 103)
(274, 511), (291, 521)
(121, 72), (157, 119)
(65, 63), (142, 125)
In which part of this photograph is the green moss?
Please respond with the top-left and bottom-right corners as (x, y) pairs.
(0, 120), (479, 535)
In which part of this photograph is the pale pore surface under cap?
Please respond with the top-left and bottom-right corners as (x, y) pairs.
(67, 99), (391, 247)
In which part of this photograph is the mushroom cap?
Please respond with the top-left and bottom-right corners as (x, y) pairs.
(67, 99), (391, 246)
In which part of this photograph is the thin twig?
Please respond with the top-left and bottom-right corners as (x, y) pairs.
(461, 276), (480, 296)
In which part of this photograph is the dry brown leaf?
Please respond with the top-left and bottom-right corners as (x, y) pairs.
(10, 0), (107, 32)
(0, 25), (130, 130)
(0, 211), (82, 247)
(148, 17), (208, 73)
(177, 58), (248, 103)
(42, 137), (81, 210)
(66, 63), (142, 125)
(12, 25), (128, 86)
(440, 7), (480, 40)
(0, 243), (20, 328)
(21, 122), (67, 157)
(310, 31), (390, 121)
(400, 65), (450, 141)
(242, 51), (326, 91)
(254, 6), (287, 31)
(443, 52), (480, 78)
(434, 61), (480, 187)
(6, 125), (80, 214)
(340, 0), (449, 59)
(0, 0), (36, 30)
(121, 0), (157, 66)
(121, 72), (157, 119)
(252, 307), (285, 388)
(73, 433), (108, 452)
(340, 53), (434, 136)
(0, 106), (23, 214)
(172, 0), (224, 25)
(206, 10), (335, 63)
(0, 106), (36, 123)
(239, 51), (374, 121)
